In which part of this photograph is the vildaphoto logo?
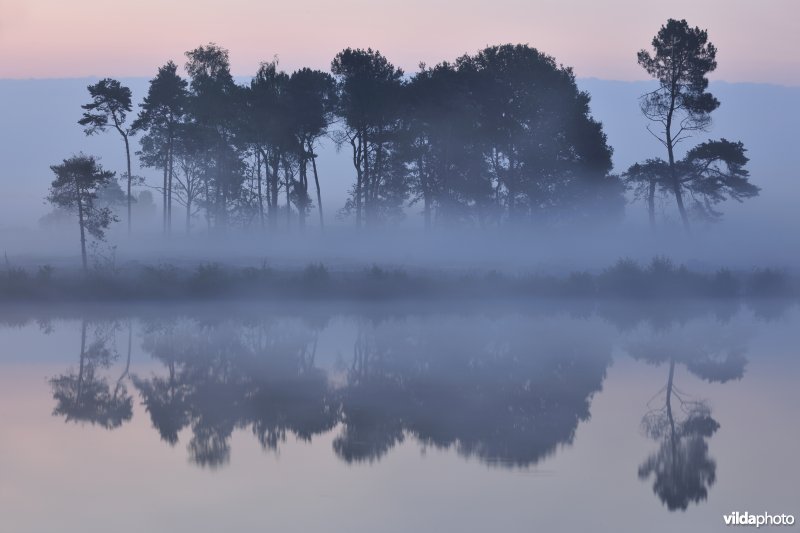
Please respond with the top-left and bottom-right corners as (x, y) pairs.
(723, 512), (795, 527)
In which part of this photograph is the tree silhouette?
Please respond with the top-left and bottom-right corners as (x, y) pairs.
(637, 19), (719, 230)
(244, 61), (293, 229)
(79, 79), (135, 235)
(286, 68), (338, 229)
(332, 48), (408, 226)
(47, 155), (117, 272)
(405, 62), (489, 227)
(132, 61), (188, 234)
(184, 43), (244, 231)
(456, 44), (619, 225)
(171, 122), (208, 233)
(623, 159), (670, 228)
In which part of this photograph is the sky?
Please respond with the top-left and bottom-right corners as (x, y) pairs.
(0, 0), (798, 84)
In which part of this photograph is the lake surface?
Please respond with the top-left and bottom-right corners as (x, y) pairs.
(1, 301), (798, 532)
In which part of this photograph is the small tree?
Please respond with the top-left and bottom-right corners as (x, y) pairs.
(79, 78), (135, 235)
(638, 19), (719, 230)
(47, 155), (117, 273)
(623, 159), (670, 228)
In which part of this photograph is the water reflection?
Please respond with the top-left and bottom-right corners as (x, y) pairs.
(42, 305), (768, 514)
(629, 322), (748, 510)
(50, 320), (133, 429)
(132, 319), (335, 468)
(334, 318), (611, 466)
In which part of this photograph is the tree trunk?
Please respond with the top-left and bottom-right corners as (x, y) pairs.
(351, 135), (363, 228)
(284, 158), (291, 227)
(76, 190), (88, 274)
(167, 132), (174, 235)
(309, 141), (324, 231)
(363, 128), (371, 226)
(269, 152), (279, 230)
(123, 133), (132, 236)
(298, 158), (307, 230)
(203, 174), (211, 231)
(162, 165), (168, 235)
(256, 148), (265, 230)
(648, 175), (656, 229)
(666, 92), (690, 232)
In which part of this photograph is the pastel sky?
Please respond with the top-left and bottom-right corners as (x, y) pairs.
(0, 0), (798, 84)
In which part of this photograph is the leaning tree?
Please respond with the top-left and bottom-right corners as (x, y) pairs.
(79, 79), (135, 235)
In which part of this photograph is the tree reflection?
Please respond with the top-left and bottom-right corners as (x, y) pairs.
(334, 317), (612, 466)
(50, 319), (133, 429)
(631, 323), (748, 510)
(132, 318), (336, 468)
(128, 315), (612, 469)
(45, 309), (753, 498)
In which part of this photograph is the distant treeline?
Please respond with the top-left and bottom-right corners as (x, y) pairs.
(0, 258), (795, 303)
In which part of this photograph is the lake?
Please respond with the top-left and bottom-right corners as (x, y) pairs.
(1, 301), (798, 532)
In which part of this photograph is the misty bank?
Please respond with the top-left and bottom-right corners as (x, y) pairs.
(0, 258), (795, 304)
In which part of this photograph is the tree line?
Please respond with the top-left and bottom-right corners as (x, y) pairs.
(54, 43), (621, 236)
(47, 19), (760, 270)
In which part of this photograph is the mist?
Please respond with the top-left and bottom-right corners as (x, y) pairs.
(0, 76), (797, 273)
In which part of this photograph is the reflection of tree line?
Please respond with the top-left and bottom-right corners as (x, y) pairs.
(49, 314), (750, 511)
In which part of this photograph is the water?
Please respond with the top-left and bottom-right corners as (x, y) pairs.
(1, 301), (798, 532)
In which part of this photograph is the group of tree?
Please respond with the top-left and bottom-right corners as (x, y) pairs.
(48, 43), (624, 246)
(47, 19), (762, 268)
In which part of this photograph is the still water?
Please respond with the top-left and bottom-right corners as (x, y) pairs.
(1, 301), (798, 532)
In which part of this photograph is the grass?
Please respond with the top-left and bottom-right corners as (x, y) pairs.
(0, 257), (796, 303)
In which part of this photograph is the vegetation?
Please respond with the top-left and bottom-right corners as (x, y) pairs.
(0, 258), (795, 303)
(61, 41), (631, 240)
(46, 155), (118, 273)
(627, 18), (759, 228)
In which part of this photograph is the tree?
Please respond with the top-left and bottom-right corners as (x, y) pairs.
(638, 19), (719, 230)
(47, 155), (117, 273)
(456, 44), (619, 225)
(287, 68), (338, 229)
(79, 79), (135, 235)
(245, 61), (292, 230)
(172, 122), (208, 233)
(185, 43), (244, 231)
(332, 48), (408, 227)
(405, 63), (490, 228)
(132, 61), (188, 235)
(623, 158), (670, 228)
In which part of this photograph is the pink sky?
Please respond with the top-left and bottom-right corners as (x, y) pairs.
(1, 0), (798, 84)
